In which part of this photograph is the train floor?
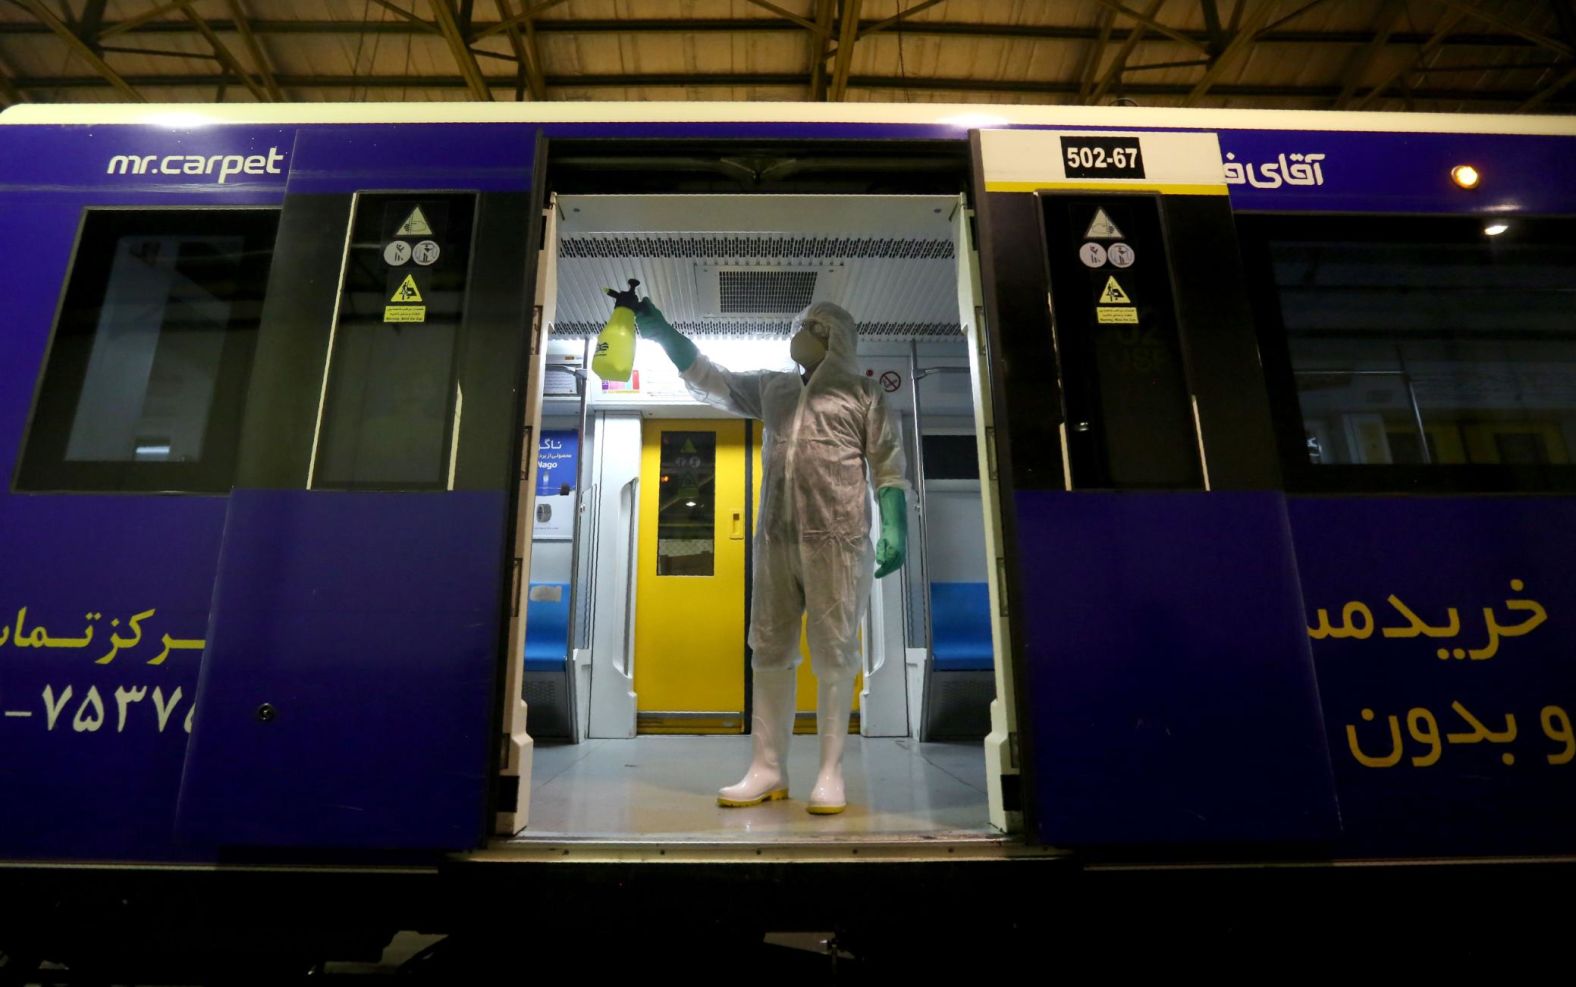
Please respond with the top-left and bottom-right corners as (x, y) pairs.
(512, 735), (992, 841)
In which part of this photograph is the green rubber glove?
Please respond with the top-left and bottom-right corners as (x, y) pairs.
(874, 486), (907, 579)
(634, 298), (698, 373)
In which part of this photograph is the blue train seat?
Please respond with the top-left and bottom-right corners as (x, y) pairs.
(929, 581), (993, 671)
(524, 582), (571, 672)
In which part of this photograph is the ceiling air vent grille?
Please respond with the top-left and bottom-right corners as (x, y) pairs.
(718, 269), (819, 314)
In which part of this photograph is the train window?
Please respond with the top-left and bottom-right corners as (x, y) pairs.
(311, 194), (476, 490)
(1241, 215), (1576, 493)
(656, 430), (716, 576)
(14, 209), (278, 493)
(921, 433), (980, 480)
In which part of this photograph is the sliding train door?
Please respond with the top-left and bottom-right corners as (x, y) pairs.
(176, 127), (546, 849)
(969, 127), (1338, 847)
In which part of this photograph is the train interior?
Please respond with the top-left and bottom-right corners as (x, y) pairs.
(509, 190), (1006, 843)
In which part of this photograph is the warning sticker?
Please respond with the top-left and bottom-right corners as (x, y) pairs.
(1098, 276), (1131, 305)
(384, 305), (427, 324)
(1096, 307), (1139, 324)
(1085, 208), (1124, 240)
(390, 273), (423, 304)
(396, 206), (434, 237)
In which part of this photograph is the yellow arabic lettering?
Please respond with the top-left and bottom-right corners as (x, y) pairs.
(1405, 708), (1442, 767)
(1496, 579), (1547, 639)
(1445, 700), (1518, 763)
(71, 685), (105, 733)
(0, 621), (8, 647)
(1309, 602), (1376, 640)
(1468, 610), (1503, 660)
(43, 612), (100, 650)
(151, 686), (183, 733)
(1346, 708), (1404, 768)
(13, 607), (47, 648)
(113, 685), (149, 733)
(1342, 602), (1375, 639)
(1381, 596), (1461, 639)
(96, 608), (155, 666)
(1541, 706), (1575, 765)
(41, 684), (73, 730)
(146, 633), (205, 666)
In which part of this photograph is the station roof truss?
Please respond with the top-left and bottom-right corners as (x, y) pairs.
(0, 1), (1572, 114)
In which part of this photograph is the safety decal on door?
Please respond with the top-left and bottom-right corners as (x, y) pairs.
(396, 205), (434, 237)
(1096, 274), (1138, 324)
(384, 272), (427, 323)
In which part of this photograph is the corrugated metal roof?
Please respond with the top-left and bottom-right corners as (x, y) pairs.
(0, 1), (1570, 113)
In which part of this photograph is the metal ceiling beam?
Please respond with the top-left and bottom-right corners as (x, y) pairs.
(742, 0), (819, 32)
(1350, 8), (1468, 110)
(367, 0), (441, 33)
(1077, 6), (1117, 103)
(828, 0), (863, 101)
(1518, 62), (1576, 110)
(0, 63), (23, 107)
(809, 0), (835, 99)
(79, 0), (109, 44)
(1095, 0), (1209, 52)
(858, 0), (947, 39)
(0, 18), (1554, 48)
(1089, 0), (1166, 104)
(496, 0), (546, 100)
(1258, 0), (1340, 36)
(16, 0), (145, 101)
(96, 0), (197, 40)
(180, 4), (270, 101)
(472, 0), (572, 41)
(1184, 0), (1277, 105)
(223, 0), (282, 100)
(428, 0), (494, 100)
(1335, 0), (1406, 108)
(1200, 0), (1225, 53)
(1432, 0), (1573, 58)
(10, 70), (1568, 106)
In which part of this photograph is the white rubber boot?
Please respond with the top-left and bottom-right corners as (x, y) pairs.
(808, 676), (855, 815)
(718, 667), (796, 807)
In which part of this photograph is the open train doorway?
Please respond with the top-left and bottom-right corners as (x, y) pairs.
(507, 155), (1016, 844)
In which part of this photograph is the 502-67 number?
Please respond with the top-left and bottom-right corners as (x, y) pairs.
(1066, 145), (1138, 170)
(1059, 136), (1145, 179)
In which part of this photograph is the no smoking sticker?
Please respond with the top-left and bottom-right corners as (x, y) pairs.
(880, 371), (902, 393)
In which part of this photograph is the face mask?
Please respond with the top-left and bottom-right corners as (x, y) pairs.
(790, 329), (827, 370)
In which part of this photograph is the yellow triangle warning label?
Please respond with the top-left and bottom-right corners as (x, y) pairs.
(390, 273), (423, 304)
(396, 206), (433, 237)
(1085, 208), (1123, 240)
(1098, 276), (1131, 305)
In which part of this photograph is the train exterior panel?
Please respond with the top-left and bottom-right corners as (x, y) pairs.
(1, 103), (1574, 869)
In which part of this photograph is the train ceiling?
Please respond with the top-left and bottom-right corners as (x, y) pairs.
(0, 1), (1572, 113)
(550, 194), (963, 337)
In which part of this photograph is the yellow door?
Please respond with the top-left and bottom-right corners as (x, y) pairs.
(749, 439), (861, 735)
(634, 419), (749, 733)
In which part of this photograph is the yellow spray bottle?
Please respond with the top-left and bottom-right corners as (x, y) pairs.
(592, 278), (640, 383)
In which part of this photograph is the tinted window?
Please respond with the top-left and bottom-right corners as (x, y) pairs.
(16, 210), (278, 493)
(1243, 215), (1576, 492)
(311, 194), (476, 490)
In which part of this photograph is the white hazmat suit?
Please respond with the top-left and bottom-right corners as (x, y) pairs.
(677, 302), (910, 813)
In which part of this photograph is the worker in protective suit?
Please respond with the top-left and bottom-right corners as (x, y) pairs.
(635, 298), (909, 815)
